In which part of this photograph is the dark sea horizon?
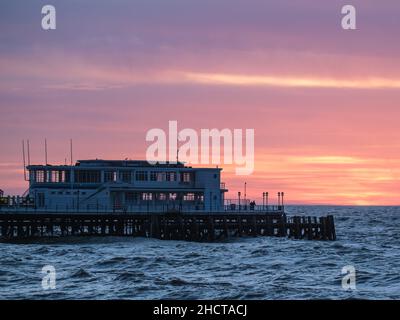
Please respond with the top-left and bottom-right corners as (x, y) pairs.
(0, 205), (399, 300)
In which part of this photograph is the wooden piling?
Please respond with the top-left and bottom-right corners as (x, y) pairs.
(0, 212), (336, 242)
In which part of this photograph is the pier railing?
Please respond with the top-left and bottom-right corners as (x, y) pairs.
(223, 204), (283, 212)
(0, 203), (284, 215)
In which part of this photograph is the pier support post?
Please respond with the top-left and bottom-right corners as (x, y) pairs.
(207, 216), (215, 241)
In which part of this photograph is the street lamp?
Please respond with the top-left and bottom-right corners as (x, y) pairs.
(278, 192), (281, 209)
(262, 192), (265, 210)
(238, 191), (241, 211)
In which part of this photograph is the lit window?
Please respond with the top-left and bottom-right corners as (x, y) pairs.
(149, 171), (164, 181)
(166, 172), (176, 181)
(169, 193), (177, 200)
(51, 171), (66, 183)
(181, 172), (191, 183)
(142, 192), (152, 200)
(157, 172), (164, 181)
(35, 170), (45, 183)
(184, 193), (195, 201)
(105, 171), (117, 182)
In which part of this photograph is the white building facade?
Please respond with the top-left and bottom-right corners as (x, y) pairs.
(27, 160), (228, 212)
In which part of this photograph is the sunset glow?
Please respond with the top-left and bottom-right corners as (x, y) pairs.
(184, 73), (400, 89)
(1, 0), (400, 205)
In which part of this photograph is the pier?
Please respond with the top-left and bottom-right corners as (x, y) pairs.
(0, 158), (336, 242)
(0, 211), (336, 241)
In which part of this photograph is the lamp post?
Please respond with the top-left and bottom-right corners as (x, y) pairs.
(266, 192), (269, 211)
(262, 192), (265, 210)
(244, 182), (247, 210)
(281, 192), (285, 209)
(278, 192), (281, 210)
(238, 191), (241, 212)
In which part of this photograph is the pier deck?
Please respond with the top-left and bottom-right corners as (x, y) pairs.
(0, 211), (336, 241)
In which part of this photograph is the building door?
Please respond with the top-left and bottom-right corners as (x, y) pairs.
(37, 193), (45, 208)
(111, 192), (122, 210)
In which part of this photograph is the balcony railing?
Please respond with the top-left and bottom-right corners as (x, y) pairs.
(223, 204), (284, 213)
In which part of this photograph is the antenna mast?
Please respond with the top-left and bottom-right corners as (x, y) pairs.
(176, 136), (179, 163)
(22, 140), (27, 181)
(70, 139), (73, 166)
(27, 139), (31, 166)
(44, 139), (48, 165)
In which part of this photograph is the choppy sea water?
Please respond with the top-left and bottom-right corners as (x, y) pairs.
(0, 206), (399, 300)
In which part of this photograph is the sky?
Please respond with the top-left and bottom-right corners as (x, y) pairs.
(0, 0), (400, 205)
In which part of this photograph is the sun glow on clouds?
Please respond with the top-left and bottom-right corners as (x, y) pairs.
(219, 153), (400, 205)
(3, 55), (400, 92)
(287, 156), (366, 165)
(184, 73), (400, 89)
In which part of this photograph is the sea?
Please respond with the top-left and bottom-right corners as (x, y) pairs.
(0, 206), (399, 300)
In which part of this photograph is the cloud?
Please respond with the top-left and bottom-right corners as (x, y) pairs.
(183, 72), (400, 89)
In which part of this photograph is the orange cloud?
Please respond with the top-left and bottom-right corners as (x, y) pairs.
(218, 151), (400, 205)
(184, 72), (400, 89)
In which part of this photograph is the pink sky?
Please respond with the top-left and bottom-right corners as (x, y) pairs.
(1, 0), (400, 205)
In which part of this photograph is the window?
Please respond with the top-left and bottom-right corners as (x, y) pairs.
(105, 171), (117, 182)
(150, 171), (164, 181)
(126, 192), (138, 202)
(120, 171), (131, 183)
(169, 193), (177, 200)
(75, 170), (101, 183)
(37, 193), (45, 207)
(142, 192), (152, 200)
(46, 171), (51, 182)
(156, 172), (164, 182)
(51, 170), (66, 183)
(166, 172), (176, 182)
(183, 193), (195, 201)
(181, 172), (192, 183)
(136, 171), (148, 181)
(35, 170), (45, 183)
